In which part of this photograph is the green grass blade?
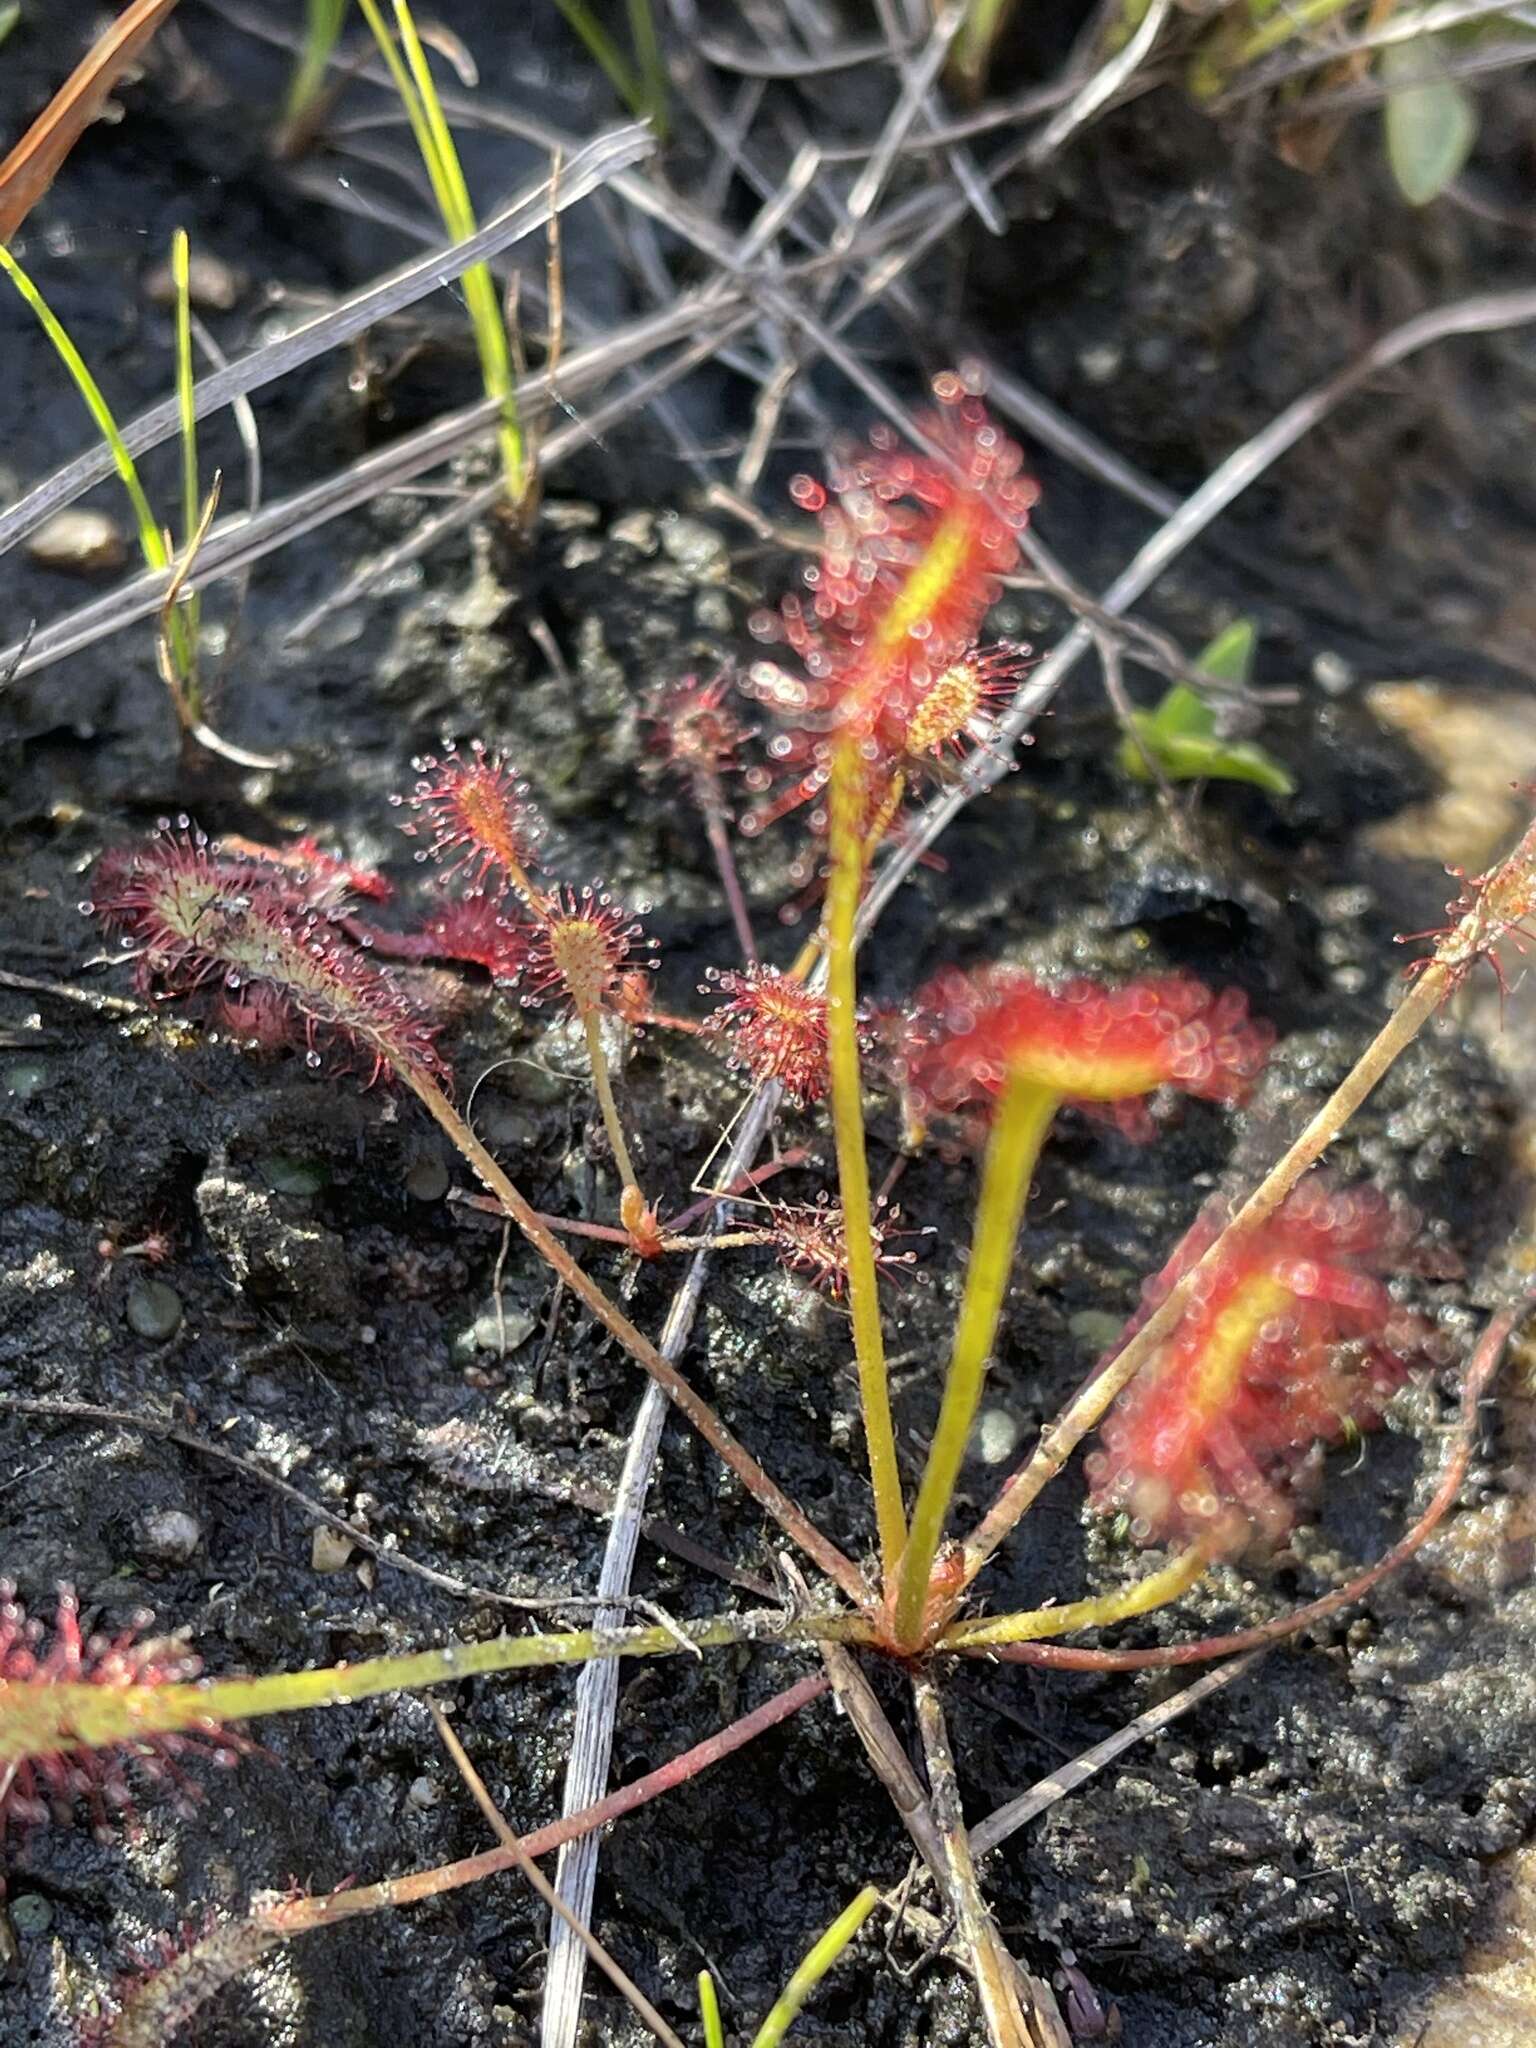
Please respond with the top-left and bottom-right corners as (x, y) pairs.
(355, 0), (524, 500)
(624, 0), (669, 137)
(698, 1973), (725, 2048)
(354, 0), (448, 212)
(171, 230), (198, 552)
(750, 1888), (881, 2048)
(392, 0), (522, 495)
(553, 0), (644, 115)
(170, 227), (202, 701)
(0, 244), (167, 573)
(284, 0), (351, 128)
(393, 0), (476, 238)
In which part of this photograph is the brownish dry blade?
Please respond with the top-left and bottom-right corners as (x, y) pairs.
(0, 0), (181, 244)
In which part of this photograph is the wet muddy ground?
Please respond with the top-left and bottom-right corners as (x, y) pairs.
(4, 7), (1536, 2046)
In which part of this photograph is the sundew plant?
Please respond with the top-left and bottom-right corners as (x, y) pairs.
(8, 372), (1536, 2048)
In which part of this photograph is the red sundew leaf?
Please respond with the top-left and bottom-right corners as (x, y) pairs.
(1084, 1180), (1430, 1553)
(0, 1582), (250, 1852)
(740, 371), (1039, 839)
(644, 671), (753, 785)
(89, 828), (445, 1086)
(700, 964), (832, 1105)
(392, 740), (545, 892)
(767, 1195), (926, 1300)
(895, 968), (1273, 1138)
(520, 884), (657, 1015)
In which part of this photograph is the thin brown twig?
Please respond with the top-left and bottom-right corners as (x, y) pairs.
(0, 1393), (639, 1615)
(429, 1704), (686, 2048)
(913, 1674), (1062, 2048)
(0, 0), (182, 243)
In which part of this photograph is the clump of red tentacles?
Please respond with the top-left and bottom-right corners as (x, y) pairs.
(0, 1582), (249, 1853)
(740, 368), (1038, 848)
(90, 824), (447, 1085)
(1085, 1179), (1428, 1553)
(894, 966), (1273, 1142)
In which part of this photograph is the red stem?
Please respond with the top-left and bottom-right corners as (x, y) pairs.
(697, 772), (759, 965)
(455, 1147), (811, 1247)
(309, 1673), (830, 1919)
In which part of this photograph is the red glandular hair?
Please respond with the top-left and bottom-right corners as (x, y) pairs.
(896, 967), (1272, 1139)
(741, 371), (1038, 836)
(0, 1583), (248, 1848)
(393, 739), (545, 891)
(700, 964), (831, 1105)
(90, 828), (444, 1085)
(645, 672), (751, 786)
(1084, 1179), (1426, 1553)
(520, 884), (657, 1015)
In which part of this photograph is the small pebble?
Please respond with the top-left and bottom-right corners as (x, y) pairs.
(1312, 650), (1354, 696)
(126, 1279), (183, 1341)
(471, 1306), (537, 1355)
(144, 250), (247, 312)
(406, 1775), (442, 1811)
(2, 1062), (48, 1099)
(609, 509), (656, 553)
(1069, 1308), (1127, 1352)
(260, 1155), (326, 1197)
(406, 1154), (450, 1203)
(1079, 342), (1122, 385)
(311, 1525), (356, 1574)
(8, 1894), (51, 1935)
(978, 1408), (1019, 1465)
(658, 512), (728, 580)
(26, 508), (127, 575)
(136, 1507), (202, 1565)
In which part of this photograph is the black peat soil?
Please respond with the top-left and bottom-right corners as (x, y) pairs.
(3, 8), (1536, 2046)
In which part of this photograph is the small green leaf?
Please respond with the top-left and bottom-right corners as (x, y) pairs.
(0, 4), (21, 48)
(1117, 618), (1295, 796)
(1383, 37), (1476, 206)
(1189, 617), (1257, 689)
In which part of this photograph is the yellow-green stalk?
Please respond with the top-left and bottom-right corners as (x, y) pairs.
(824, 735), (907, 1578)
(939, 1543), (1212, 1652)
(698, 1972), (726, 2048)
(2, 1608), (865, 1776)
(890, 1070), (1059, 1649)
(751, 1886), (881, 2047)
